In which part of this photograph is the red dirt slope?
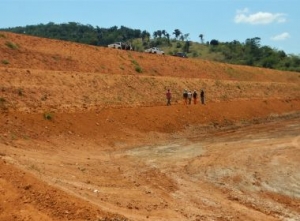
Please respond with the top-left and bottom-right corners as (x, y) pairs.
(0, 32), (300, 221)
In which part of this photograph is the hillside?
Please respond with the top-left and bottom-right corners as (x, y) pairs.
(3, 22), (300, 72)
(0, 32), (300, 221)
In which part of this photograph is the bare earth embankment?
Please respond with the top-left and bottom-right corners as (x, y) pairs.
(0, 32), (300, 221)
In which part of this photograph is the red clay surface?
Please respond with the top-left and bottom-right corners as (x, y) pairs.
(0, 32), (300, 221)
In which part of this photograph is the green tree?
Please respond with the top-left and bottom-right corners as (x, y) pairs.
(199, 34), (204, 44)
(245, 37), (261, 62)
(157, 30), (162, 38)
(141, 30), (150, 43)
(183, 33), (189, 41)
(183, 40), (191, 53)
(173, 29), (181, 39)
(210, 39), (219, 46)
(165, 33), (170, 45)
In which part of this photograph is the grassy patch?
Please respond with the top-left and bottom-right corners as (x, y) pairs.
(43, 112), (53, 120)
(135, 66), (142, 73)
(131, 59), (142, 73)
(1, 60), (9, 65)
(5, 41), (19, 50)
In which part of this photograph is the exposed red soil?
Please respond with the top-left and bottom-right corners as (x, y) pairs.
(0, 32), (300, 221)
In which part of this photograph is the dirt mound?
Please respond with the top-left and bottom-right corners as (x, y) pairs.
(1, 32), (300, 220)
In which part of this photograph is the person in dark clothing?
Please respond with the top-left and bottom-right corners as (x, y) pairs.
(200, 89), (205, 105)
(183, 89), (188, 105)
(193, 90), (198, 104)
(166, 89), (172, 106)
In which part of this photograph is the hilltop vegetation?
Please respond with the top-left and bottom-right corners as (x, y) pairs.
(2, 22), (300, 72)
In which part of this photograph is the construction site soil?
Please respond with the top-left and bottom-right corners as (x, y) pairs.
(0, 32), (300, 221)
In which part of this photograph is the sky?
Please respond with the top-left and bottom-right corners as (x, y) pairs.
(0, 0), (299, 55)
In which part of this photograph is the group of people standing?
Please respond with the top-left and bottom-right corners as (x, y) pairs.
(182, 89), (205, 105)
(165, 89), (205, 106)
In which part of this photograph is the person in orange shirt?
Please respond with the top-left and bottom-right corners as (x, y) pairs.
(166, 89), (172, 106)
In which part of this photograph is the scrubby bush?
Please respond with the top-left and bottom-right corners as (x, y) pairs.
(5, 41), (19, 49)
